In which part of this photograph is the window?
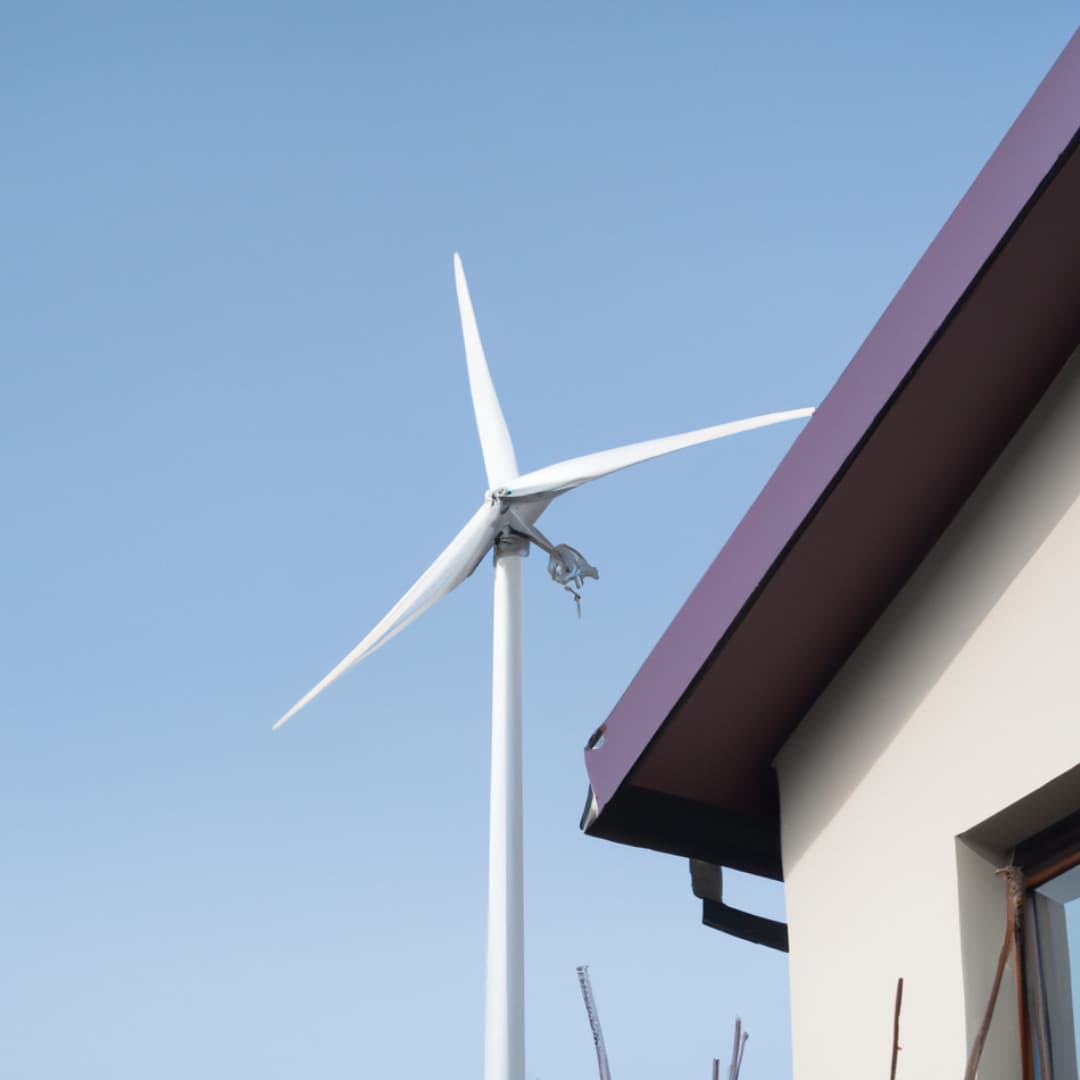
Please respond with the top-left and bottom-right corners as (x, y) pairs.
(1018, 809), (1080, 1080)
(1026, 867), (1080, 1078)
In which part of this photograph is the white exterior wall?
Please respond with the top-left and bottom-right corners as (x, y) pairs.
(776, 346), (1080, 1079)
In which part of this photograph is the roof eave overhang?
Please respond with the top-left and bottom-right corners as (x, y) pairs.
(583, 30), (1080, 879)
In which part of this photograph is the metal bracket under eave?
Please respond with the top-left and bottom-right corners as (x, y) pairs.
(690, 859), (789, 952)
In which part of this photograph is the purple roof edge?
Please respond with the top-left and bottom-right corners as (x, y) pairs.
(585, 28), (1080, 813)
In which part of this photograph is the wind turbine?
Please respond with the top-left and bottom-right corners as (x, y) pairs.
(274, 254), (813, 1080)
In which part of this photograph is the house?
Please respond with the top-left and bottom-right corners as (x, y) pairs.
(580, 29), (1080, 1079)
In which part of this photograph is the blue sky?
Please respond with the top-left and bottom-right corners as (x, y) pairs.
(2, 5), (1077, 1078)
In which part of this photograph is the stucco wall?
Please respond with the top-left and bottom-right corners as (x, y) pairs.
(775, 343), (1080, 1078)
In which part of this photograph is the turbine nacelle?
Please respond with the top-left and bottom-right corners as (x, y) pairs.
(496, 496), (599, 614)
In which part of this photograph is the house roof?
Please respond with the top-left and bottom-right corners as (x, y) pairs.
(582, 29), (1080, 881)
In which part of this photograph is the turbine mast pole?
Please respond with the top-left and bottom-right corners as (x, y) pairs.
(485, 535), (526, 1080)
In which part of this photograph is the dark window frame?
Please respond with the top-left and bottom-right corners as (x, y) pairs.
(1014, 807), (1080, 1080)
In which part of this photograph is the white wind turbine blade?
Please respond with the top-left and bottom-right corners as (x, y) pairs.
(273, 501), (502, 730)
(501, 408), (814, 499)
(454, 253), (519, 490)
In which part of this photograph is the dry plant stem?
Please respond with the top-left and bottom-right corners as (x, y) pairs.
(727, 1018), (748, 1080)
(964, 867), (1024, 1080)
(890, 977), (904, 1080)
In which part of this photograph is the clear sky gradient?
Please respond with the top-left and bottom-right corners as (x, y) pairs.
(3, 5), (1077, 1078)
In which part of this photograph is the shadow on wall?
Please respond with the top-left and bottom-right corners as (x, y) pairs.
(779, 344), (1080, 873)
(955, 836), (1020, 1080)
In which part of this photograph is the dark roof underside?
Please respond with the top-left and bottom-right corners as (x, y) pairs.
(583, 30), (1080, 881)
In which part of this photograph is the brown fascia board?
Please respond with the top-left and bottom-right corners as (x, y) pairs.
(582, 29), (1080, 879)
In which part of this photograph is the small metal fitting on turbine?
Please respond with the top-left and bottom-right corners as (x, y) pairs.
(547, 544), (598, 616)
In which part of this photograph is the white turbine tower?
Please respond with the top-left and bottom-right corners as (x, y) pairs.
(274, 254), (813, 1080)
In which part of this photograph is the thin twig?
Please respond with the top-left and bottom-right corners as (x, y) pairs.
(890, 977), (904, 1080)
(727, 1017), (748, 1080)
(964, 866), (1024, 1080)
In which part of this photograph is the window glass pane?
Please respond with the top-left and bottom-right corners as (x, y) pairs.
(1030, 866), (1080, 1079)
